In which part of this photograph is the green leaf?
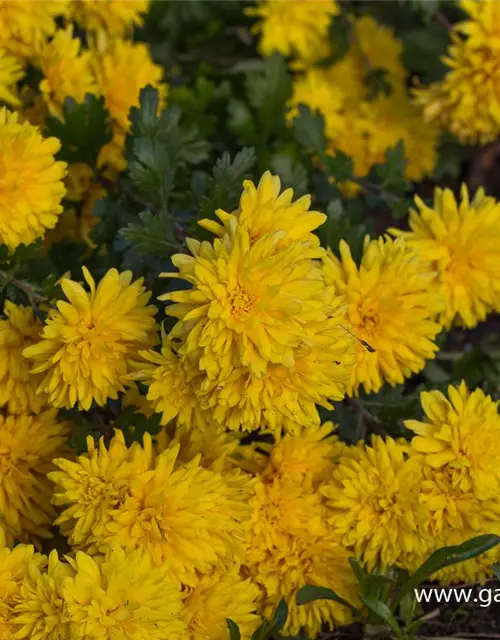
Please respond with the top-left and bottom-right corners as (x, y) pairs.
(226, 619), (241, 640)
(128, 138), (176, 210)
(46, 94), (112, 166)
(324, 151), (354, 183)
(493, 563), (500, 580)
(292, 105), (326, 155)
(371, 141), (409, 194)
(296, 586), (357, 613)
(227, 98), (256, 145)
(395, 534), (500, 608)
(270, 154), (308, 196)
(316, 11), (352, 67)
(252, 600), (288, 640)
(360, 596), (402, 638)
(120, 211), (180, 258)
(348, 557), (368, 588)
(245, 54), (291, 144)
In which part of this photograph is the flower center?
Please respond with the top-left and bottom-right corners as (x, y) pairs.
(230, 286), (257, 319)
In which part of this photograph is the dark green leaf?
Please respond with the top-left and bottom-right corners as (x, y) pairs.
(296, 586), (357, 612)
(252, 599), (289, 640)
(324, 151), (354, 183)
(271, 154), (308, 196)
(361, 596), (402, 638)
(226, 619), (241, 640)
(292, 105), (326, 155)
(395, 534), (500, 608)
(120, 211), (180, 258)
(46, 94), (112, 166)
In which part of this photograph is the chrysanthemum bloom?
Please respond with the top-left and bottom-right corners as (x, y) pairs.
(0, 411), (69, 547)
(0, 108), (66, 250)
(50, 430), (140, 548)
(323, 236), (442, 395)
(93, 39), (167, 171)
(199, 171), (326, 250)
(23, 267), (157, 410)
(134, 333), (211, 429)
(63, 546), (185, 640)
(406, 382), (500, 500)
(415, 0), (500, 145)
(70, 0), (149, 36)
(322, 436), (430, 570)
(14, 550), (74, 640)
(0, 49), (23, 106)
(247, 0), (339, 61)
(289, 16), (438, 184)
(260, 422), (346, 489)
(391, 185), (500, 329)
(0, 542), (45, 637)
(38, 28), (98, 118)
(163, 225), (346, 378)
(0, 302), (45, 414)
(0, 0), (69, 59)
(52, 430), (254, 586)
(182, 569), (261, 640)
(245, 477), (358, 637)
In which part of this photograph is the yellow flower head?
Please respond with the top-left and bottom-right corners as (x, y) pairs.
(0, 542), (45, 639)
(0, 0), (69, 59)
(23, 267), (157, 410)
(0, 411), (69, 547)
(0, 302), (45, 414)
(406, 382), (500, 500)
(199, 171), (326, 251)
(134, 333), (211, 429)
(261, 422), (345, 489)
(63, 546), (185, 640)
(0, 108), (66, 250)
(247, 0), (339, 61)
(94, 39), (167, 132)
(183, 569), (261, 640)
(322, 436), (429, 570)
(323, 236), (443, 395)
(38, 28), (97, 118)
(391, 185), (500, 329)
(163, 226), (349, 380)
(14, 549), (75, 640)
(0, 48), (23, 106)
(52, 430), (254, 586)
(415, 0), (500, 145)
(50, 430), (139, 548)
(245, 477), (357, 637)
(70, 0), (150, 36)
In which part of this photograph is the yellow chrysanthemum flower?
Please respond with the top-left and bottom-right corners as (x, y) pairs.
(0, 542), (45, 638)
(323, 236), (442, 395)
(0, 411), (69, 547)
(0, 302), (45, 414)
(49, 430), (138, 548)
(163, 228), (341, 379)
(322, 436), (429, 570)
(406, 382), (500, 501)
(391, 185), (500, 329)
(245, 477), (358, 637)
(38, 28), (98, 118)
(70, 0), (149, 36)
(289, 16), (438, 184)
(0, 0), (69, 59)
(51, 430), (254, 586)
(14, 550), (75, 640)
(247, 0), (339, 61)
(183, 569), (261, 640)
(0, 48), (23, 106)
(415, 0), (500, 145)
(0, 108), (66, 250)
(63, 546), (185, 640)
(93, 38), (167, 130)
(134, 333), (211, 429)
(199, 171), (326, 250)
(23, 267), (157, 410)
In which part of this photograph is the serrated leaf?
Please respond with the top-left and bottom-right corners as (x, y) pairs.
(226, 619), (241, 640)
(270, 154), (308, 196)
(395, 534), (500, 608)
(121, 211), (179, 258)
(46, 94), (112, 166)
(324, 151), (354, 183)
(292, 105), (326, 155)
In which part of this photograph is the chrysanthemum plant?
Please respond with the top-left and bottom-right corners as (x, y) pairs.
(4, 3), (500, 640)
